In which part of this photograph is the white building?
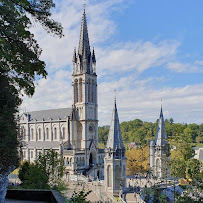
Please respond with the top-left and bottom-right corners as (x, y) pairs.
(19, 8), (105, 179)
(104, 99), (126, 195)
(149, 107), (171, 179)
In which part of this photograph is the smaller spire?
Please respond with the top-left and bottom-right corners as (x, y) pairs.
(72, 47), (77, 63)
(155, 106), (168, 146)
(92, 47), (96, 63)
(106, 96), (124, 150)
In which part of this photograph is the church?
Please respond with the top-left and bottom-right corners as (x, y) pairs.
(19, 7), (126, 185)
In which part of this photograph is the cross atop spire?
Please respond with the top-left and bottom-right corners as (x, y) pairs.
(83, 0), (86, 10)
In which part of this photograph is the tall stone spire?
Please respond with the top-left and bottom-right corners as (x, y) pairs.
(78, 8), (91, 69)
(106, 99), (124, 150)
(155, 106), (168, 146)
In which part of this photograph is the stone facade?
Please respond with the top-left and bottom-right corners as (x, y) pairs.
(104, 100), (126, 195)
(149, 107), (171, 179)
(19, 8), (105, 179)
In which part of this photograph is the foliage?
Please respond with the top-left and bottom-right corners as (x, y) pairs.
(36, 149), (65, 187)
(19, 150), (65, 191)
(99, 118), (203, 145)
(66, 190), (91, 203)
(18, 161), (29, 183)
(98, 126), (109, 144)
(126, 145), (149, 175)
(0, 73), (20, 174)
(21, 163), (49, 189)
(0, 0), (63, 96)
(186, 159), (201, 184)
(171, 158), (186, 178)
(0, 0), (63, 201)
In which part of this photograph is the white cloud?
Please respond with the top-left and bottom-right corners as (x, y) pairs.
(167, 61), (203, 73)
(20, 0), (203, 127)
(96, 40), (179, 76)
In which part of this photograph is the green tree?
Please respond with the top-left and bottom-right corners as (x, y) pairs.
(0, 0), (63, 201)
(186, 159), (201, 184)
(67, 190), (91, 203)
(0, 73), (21, 200)
(171, 158), (186, 178)
(18, 161), (30, 183)
(22, 164), (49, 189)
(36, 149), (64, 187)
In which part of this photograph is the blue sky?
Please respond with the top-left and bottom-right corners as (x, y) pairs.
(22, 0), (203, 125)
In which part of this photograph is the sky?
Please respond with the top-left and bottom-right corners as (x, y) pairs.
(21, 0), (203, 126)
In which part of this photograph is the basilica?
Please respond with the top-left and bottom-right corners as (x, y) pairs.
(19, 7), (171, 196)
(19, 8), (126, 192)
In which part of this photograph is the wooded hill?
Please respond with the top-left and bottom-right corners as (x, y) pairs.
(98, 118), (203, 145)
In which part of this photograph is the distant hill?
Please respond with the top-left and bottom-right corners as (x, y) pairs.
(98, 118), (203, 145)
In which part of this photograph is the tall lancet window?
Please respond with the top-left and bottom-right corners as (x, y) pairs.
(38, 128), (41, 140)
(79, 78), (82, 102)
(75, 79), (78, 103)
(107, 165), (112, 187)
(88, 79), (91, 102)
(91, 80), (94, 103)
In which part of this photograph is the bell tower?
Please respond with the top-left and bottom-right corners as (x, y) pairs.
(71, 8), (98, 151)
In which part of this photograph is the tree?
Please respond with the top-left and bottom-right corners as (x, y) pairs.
(186, 159), (201, 184)
(19, 162), (49, 189)
(0, 0), (63, 201)
(67, 190), (91, 203)
(18, 161), (30, 183)
(36, 149), (64, 187)
(126, 145), (149, 175)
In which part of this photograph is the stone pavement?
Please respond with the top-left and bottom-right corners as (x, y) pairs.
(65, 180), (100, 202)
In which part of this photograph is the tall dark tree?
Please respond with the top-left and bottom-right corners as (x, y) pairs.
(0, 0), (63, 201)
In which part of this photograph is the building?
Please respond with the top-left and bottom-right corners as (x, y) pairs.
(19, 8), (105, 178)
(149, 107), (171, 179)
(104, 99), (126, 195)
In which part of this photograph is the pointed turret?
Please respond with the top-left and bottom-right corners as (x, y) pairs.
(92, 47), (96, 63)
(73, 47), (77, 63)
(106, 99), (124, 150)
(155, 106), (168, 146)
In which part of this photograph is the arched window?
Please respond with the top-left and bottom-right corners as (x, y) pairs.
(156, 159), (160, 177)
(122, 165), (125, 187)
(31, 151), (33, 159)
(54, 128), (57, 140)
(91, 80), (94, 102)
(64, 157), (66, 166)
(79, 78), (82, 102)
(107, 165), (111, 187)
(62, 127), (65, 139)
(21, 127), (25, 140)
(82, 157), (85, 166)
(70, 158), (72, 166)
(38, 128), (41, 140)
(75, 79), (78, 103)
(67, 157), (69, 166)
(31, 128), (34, 140)
(115, 165), (120, 189)
(88, 79), (91, 102)
(46, 128), (49, 140)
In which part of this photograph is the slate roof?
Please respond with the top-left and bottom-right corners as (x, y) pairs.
(25, 108), (72, 122)
(155, 106), (168, 146)
(106, 100), (124, 150)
